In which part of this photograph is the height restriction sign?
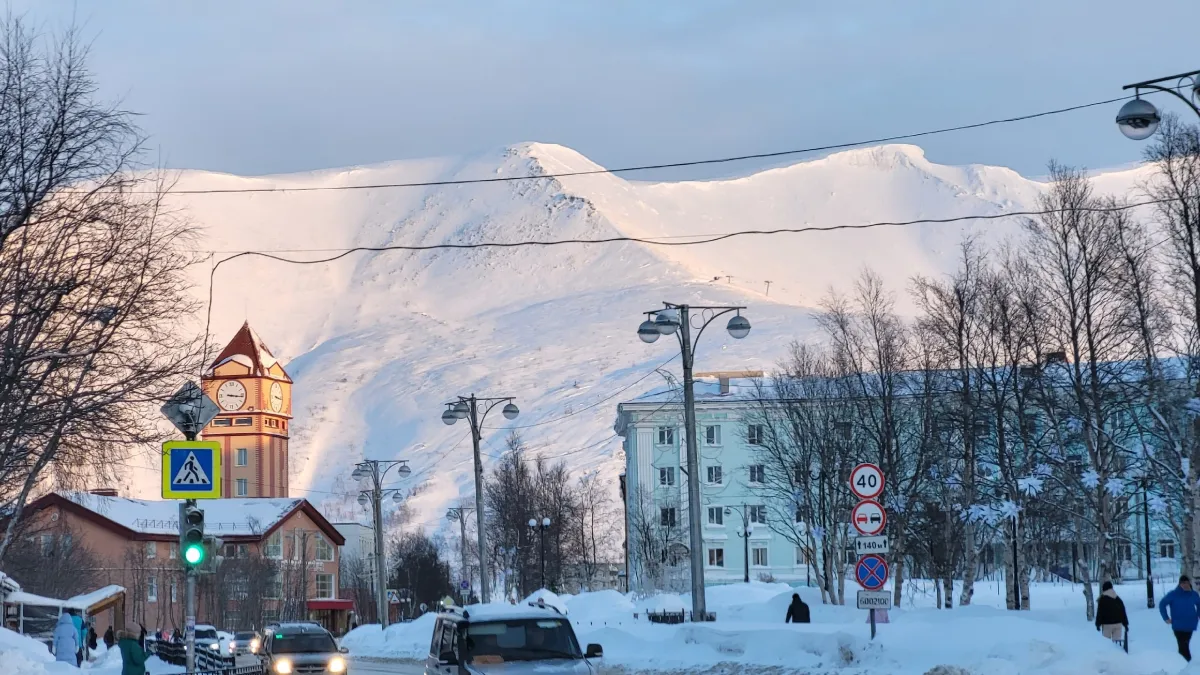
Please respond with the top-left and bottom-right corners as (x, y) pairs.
(849, 463), (884, 500)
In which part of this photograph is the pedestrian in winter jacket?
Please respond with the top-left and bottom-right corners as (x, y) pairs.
(117, 627), (148, 675)
(1095, 581), (1129, 641)
(53, 612), (79, 664)
(70, 610), (84, 665)
(785, 593), (811, 624)
(1161, 575), (1200, 661)
(104, 626), (115, 649)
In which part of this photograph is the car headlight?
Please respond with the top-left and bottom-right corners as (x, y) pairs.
(273, 658), (293, 674)
(210, 643), (220, 650)
(328, 656), (346, 673)
(250, 638), (261, 653)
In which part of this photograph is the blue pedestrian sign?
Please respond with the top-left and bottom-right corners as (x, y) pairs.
(855, 554), (889, 591)
(161, 440), (222, 499)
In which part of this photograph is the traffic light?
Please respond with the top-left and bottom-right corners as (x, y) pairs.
(179, 502), (205, 567)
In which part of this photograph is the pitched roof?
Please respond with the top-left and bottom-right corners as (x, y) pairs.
(208, 321), (290, 380)
(25, 492), (344, 545)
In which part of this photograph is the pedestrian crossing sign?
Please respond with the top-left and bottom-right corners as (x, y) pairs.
(161, 440), (222, 499)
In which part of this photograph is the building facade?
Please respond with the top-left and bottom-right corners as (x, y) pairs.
(201, 322), (293, 498)
(16, 491), (348, 634)
(615, 372), (812, 593)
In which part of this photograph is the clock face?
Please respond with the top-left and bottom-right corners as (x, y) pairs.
(217, 380), (247, 411)
(270, 382), (284, 413)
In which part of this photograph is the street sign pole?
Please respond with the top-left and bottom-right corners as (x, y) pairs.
(185, 498), (196, 675)
(849, 463), (887, 641)
(870, 607), (876, 640)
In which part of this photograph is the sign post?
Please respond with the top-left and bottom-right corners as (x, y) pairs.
(849, 463), (888, 639)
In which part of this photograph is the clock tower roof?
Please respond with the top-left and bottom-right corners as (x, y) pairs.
(208, 321), (291, 381)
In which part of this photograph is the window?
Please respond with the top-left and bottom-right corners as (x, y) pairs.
(145, 542), (156, 559)
(657, 427), (675, 445)
(61, 534), (72, 552)
(147, 575), (158, 603)
(265, 573), (282, 600)
(748, 465), (765, 484)
(1160, 540), (1177, 559)
(795, 508), (803, 523)
(224, 543), (237, 558)
(236, 478), (248, 496)
(659, 467), (676, 487)
(234, 417), (253, 426)
(795, 547), (806, 565)
(316, 536), (334, 562)
(752, 547), (769, 567)
(236, 448), (248, 466)
(438, 619), (457, 661)
(40, 534), (53, 557)
(836, 421), (853, 441)
(265, 532), (282, 559)
(749, 505), (767, 525)
(707, 466), (723, 485)
(212, 418), (232, 427)
(1116, 542), (1132, 562)
(315, 573), (334, 599)
(660, 507), (677, 528)
(705, 425), (721, 445)
(262, 609), (279, 624)
(169, 543), (177, 559)
(748, 424), (765, 445)
(707, 507), (724, 526)
(793, 465), (805, 485)
(170, 578), (177, 603)
(708, 548), (725, 567)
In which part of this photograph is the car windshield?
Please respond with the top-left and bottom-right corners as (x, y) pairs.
(272, 633), (336, 654)
(234, 632), (256, 641)
(463, 619), (581, 664)
(195, 629), (218, 640)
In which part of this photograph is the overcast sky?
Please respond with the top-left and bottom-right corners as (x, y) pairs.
(16, 1), (1198, 179)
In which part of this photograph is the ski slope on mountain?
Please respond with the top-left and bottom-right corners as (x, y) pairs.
(139, 143), (1151, 531)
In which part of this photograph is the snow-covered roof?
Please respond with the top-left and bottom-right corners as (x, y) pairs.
(61, 491), (305, 536)
(4, 585), (125, 612)
(455, 602), (566, 622)
(67, 585), (125, 611)
(0, 571), (21, 593)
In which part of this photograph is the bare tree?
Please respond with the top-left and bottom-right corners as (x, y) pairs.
(1, 519), (99, 599)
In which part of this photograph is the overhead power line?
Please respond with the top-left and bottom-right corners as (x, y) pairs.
(158, 95), (1131, 195)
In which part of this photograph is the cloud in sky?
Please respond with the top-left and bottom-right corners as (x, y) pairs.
(16, 0), (1198, 178)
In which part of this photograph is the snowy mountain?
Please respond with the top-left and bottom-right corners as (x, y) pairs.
(135, 143), (1150, 530)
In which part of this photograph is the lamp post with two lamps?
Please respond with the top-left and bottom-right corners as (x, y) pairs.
(353, 459), (412, 629)
(724, 505), (753, 584)
(441, 395), (520, 603)
(1115, 70), (1200, 140)
(529, 517), (552, 589)
(638, 302), (751, 620)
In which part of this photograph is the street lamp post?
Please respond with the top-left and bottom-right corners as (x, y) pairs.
(352, 459), (413, 628)
(1115, 70), (1200, 140)
(529, 517), (551, 589)
(1143, 479), (1155, 609)
(440, 394), (519, 604)
(725, 505), (752, 584)
(638, 302), (751, 621)
(447, 507), (477, 604)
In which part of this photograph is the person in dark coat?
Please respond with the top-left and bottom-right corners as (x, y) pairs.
(785, 593), (811, 624)
(172, 628), (182, 643)
(117, 627), (148, 675)
(1095, 580), (1129, 642)
(138, 623), (146, 650)
(1161, 575), (1200, 661)
(87, 624), (98, 651)
(103, 626), (115, 649)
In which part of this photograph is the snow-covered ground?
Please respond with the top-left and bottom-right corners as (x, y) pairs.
(0, 628), (182, 675)
(340, 580), (1197, 674)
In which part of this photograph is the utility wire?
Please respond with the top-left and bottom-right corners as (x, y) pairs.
(153, 95), (1132, 195)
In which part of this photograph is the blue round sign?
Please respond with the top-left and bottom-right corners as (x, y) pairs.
(855, 554), (889, 591)
(460, 580), (470, 590)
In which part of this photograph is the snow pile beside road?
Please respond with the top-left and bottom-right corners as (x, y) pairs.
(341, 614), (437, 659)
(0, 627), (74, 675)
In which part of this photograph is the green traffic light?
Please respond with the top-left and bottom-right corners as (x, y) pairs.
(183, 544), (204, 565)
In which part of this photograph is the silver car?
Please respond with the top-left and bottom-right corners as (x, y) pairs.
(260, 623), (349, 675)
(424, 602), (603, 675)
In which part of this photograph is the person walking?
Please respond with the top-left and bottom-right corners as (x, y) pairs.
(1095, 581), (1129, 643)
(53, 613), (79, 665)
(69, 610), (84, 666)
(117, 626), (148, 675)
(1160, 575), (1200, 661)
(785, 593), (811, 624)
(103, 626), (115, 649)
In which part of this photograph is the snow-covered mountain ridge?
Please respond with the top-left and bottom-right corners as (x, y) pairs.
(141, 142), (1149, 529)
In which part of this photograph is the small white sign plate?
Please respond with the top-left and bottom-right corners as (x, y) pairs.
(857, 590), (892, 610)
(855, 535), (890, 556)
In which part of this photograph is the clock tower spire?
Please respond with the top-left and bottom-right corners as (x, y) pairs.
(200, 321), (292, 498)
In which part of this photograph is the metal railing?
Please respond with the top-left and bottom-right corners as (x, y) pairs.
(146, 638), (255, 674)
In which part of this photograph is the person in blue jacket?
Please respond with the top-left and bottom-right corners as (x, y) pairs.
(1160, 575), (1200, 661)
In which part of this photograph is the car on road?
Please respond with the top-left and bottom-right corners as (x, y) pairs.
(259, 622), (348, 675)
(230, 631), (259, 656)
(424, 600), (603, 674)
(192, 625), (231, 655)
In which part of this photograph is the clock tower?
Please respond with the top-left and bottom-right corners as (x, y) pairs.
(200, 322), (292, 498)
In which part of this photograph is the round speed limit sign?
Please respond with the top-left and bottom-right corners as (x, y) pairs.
(850, 463), (884, 500)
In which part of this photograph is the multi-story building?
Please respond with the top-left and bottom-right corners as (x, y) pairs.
(615, 371), (813, 593)
(15, 490), (349, 633)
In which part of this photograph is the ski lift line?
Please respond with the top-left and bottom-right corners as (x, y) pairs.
(198, 197), (1172, 382)
(479, 353), (681, 431)
(111, 94), (1136, 196)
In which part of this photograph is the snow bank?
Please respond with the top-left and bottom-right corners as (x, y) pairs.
(521, 589), (569, 615)
(340, 614), (436, 659)
(0, 627), (76, 675)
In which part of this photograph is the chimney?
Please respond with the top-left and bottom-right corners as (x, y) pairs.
(719, 377), (730, 396)
(89, 488), (118, 497)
